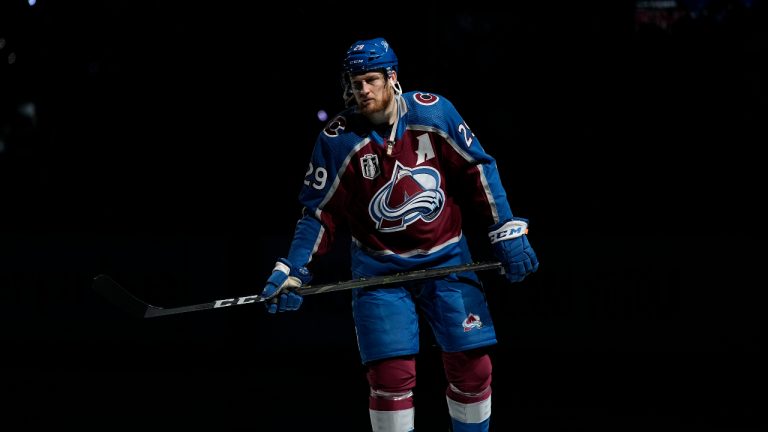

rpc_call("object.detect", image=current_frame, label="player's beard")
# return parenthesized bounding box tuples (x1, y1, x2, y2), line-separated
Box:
(358, 86, 393, 116)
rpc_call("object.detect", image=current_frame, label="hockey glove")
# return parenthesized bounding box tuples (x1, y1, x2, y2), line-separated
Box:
(489, 217, 539, 283)
(261, 258, 312, 314)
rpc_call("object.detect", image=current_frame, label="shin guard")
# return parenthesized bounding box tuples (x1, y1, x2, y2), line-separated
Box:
(442, 350, 492, 432)
(366, 357, 416, 432)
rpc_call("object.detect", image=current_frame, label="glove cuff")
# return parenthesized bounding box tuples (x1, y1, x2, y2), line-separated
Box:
(273, 259, 291, 276)
(488, 217, 529, 244)
(273, 257, 312, 285)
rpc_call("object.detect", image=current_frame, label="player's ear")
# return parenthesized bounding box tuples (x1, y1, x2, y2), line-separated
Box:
(389, 71, 398, 85)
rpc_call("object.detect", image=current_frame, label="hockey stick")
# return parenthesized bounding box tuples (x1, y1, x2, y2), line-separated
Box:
(92, 261, 503, 319)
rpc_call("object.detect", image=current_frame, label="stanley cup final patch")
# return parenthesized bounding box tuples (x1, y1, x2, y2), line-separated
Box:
(360, 154, 380, 179)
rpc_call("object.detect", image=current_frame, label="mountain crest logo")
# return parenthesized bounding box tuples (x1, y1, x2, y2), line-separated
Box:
(462, 313, 483, 332)
(368, 161, 445, 232)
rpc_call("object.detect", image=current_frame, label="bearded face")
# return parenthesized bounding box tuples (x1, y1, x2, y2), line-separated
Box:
(350, 71, 394, 116)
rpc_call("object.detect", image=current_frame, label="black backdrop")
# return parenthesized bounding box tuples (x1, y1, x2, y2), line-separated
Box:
(1, 1, 764, 429)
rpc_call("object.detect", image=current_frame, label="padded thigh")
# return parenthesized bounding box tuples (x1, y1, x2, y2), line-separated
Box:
(416, 274, 497, 353)
(353, 286, 420, 363)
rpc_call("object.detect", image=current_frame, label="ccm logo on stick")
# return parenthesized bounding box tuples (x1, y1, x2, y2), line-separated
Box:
(214, 295, 260, 308)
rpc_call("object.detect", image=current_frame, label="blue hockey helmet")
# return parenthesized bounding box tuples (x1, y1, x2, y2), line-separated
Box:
(342, 37, 398, 77)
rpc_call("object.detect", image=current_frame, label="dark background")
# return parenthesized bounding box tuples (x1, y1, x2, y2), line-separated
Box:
(1, 0, 765, 429)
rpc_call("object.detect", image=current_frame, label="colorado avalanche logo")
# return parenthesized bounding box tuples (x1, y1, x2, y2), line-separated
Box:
(462, 313, 483, 332)
(369, 161, 445, 232)
(323, 115, 347, 137)
(413, 92, 439, 106)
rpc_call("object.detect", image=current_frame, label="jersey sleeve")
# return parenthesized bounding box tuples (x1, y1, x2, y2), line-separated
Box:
(435, 97, 515, 227)
(285, 131, 350, 269)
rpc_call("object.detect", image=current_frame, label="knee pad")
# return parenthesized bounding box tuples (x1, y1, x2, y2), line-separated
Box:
(442, 350, 492, 402)
(366, 356, 416, 410)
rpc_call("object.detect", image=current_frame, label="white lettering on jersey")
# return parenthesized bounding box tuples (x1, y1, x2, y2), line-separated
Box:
(304, 162, 328, 190)
(415, 133, 435, 165)
(458, 121, 474, 147)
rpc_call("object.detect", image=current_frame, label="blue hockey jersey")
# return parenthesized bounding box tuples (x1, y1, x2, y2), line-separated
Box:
(286, 91, 515, 277)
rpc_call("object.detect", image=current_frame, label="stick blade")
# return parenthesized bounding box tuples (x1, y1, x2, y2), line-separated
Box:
(92, 274, 154, 319)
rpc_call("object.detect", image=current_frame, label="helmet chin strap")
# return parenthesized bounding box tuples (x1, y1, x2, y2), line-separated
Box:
(386, 78, 403, 156)
(392, 77, 403, 97)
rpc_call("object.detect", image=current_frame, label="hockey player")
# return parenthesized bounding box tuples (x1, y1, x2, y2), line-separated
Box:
(261, 37, 539, 432)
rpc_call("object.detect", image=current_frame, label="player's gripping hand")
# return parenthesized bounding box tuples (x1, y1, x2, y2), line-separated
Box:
(261, 258, 312, 314)
(488, 217, 539, 283)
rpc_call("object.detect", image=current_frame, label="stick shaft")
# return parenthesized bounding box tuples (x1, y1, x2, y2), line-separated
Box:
(300, 261, 503, 295)
(92, 261, 503, 319)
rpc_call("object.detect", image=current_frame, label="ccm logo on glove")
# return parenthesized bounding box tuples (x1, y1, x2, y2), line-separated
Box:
(488, 219, 528, 244)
